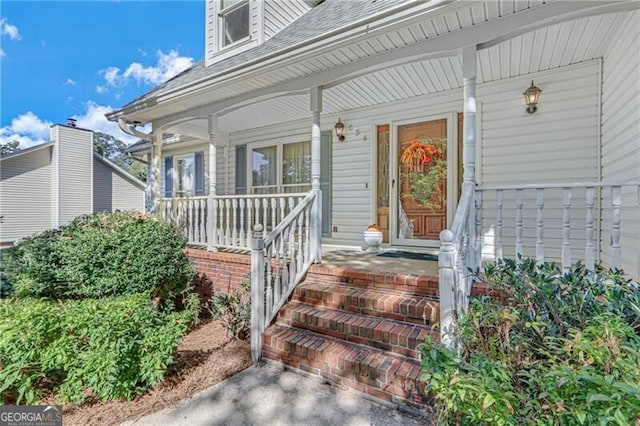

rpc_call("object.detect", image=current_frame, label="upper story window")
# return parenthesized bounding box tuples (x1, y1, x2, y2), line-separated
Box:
(219, 0, 250, 48)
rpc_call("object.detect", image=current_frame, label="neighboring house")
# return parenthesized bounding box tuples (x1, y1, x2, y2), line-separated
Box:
(0, 123, 145, 245)
(107, 0, 639, 404)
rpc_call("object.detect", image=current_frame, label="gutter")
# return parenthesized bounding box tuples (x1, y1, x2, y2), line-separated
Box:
(117, 118, 154, 141)
(109, 0, 454, 120)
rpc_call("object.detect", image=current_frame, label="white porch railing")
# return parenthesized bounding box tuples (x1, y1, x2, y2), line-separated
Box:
(439, 180, 640, 348)
(250, 190, 320, 362)
(157, 193, 308, 250)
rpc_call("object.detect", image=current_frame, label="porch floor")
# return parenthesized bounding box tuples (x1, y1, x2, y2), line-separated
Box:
(320, 245, 439, 276)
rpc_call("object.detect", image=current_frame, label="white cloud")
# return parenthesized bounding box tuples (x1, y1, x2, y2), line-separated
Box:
(1, 17, 21, 40)
(1, 104, 149, 150)
(0, 111, 52, 149)
(95, 85, 107, 94)
(72, 101, 146, 145)
(100, 49, 194, 88)
(65, 78, 76, 86)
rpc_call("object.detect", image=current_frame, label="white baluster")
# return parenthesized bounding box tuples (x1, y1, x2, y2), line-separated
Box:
(562, 188, 572, 272)
(212, 199, 219, 246)
(584, 187, 596, 270)
(610, 186, 622, 269)
(279, 197, 286, 224)
(496, 190, 503, 261)
(536, 188, 544, 265)
(246, 199, 253, 248)
(474, 189, 483, 272)
(239, 199, 246, 249)
(232, 198, 238, 247)
(515, 190, 523, 259)
(302, 204, 309, 271)
(262, 198, 268, 239)
(274, 232, 282, 304)
(189, 200, 195, 243)
(265, 243, 273, 319)
(270, 198, 277, 235)
(288, 224, 297, 287)
(225, 199, 232, 246)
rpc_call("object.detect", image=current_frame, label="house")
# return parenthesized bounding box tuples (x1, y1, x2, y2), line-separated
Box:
(0, 123, 145, 246)
(108, 0, 640, 407)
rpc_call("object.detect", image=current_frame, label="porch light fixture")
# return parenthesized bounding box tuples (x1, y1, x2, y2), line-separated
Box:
(523, 80, 542, 114)
(334, 118, 346, 142)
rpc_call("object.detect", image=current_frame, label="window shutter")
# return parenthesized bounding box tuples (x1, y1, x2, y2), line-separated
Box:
(164, 156, 173, 198)
(320, 131, 332, 237)
(235, 145, 247, 194)
(195, 152, 204, 196)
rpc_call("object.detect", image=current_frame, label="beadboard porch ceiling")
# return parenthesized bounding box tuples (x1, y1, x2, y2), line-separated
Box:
(168, 10, 633, 137)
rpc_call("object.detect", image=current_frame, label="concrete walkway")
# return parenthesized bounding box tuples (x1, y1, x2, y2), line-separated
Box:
(122, 363, 431, 426)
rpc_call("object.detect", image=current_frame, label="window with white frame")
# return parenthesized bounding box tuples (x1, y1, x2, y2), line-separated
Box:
(219, 0, 250, 48)
(250, 141, 311, 194)
(164, 152, 205, 198)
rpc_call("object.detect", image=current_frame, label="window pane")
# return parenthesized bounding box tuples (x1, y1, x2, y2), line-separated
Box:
(252, 146, 277, 189)
(177, 157, 195, 197)
(282, 141, 311, 186)
(222, 2, 249, 46)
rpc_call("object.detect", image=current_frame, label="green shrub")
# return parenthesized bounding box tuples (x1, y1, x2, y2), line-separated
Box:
(209, 276, 250, 340)
(0, 293, 198, 404)
(420, 260, 640, 425)
(4, 211, 194, 300)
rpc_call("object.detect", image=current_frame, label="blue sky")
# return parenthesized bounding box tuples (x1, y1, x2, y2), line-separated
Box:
(1, 1, 204, 147)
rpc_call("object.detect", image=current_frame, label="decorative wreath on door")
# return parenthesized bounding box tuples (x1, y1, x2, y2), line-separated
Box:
(400, 137, 446, 205)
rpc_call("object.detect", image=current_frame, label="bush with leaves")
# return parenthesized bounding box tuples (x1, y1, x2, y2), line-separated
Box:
(209, 276, 251, 340)
(4, 211, 194, 300)
(0, 293, 200, 404)
(420, 259, 640, 425)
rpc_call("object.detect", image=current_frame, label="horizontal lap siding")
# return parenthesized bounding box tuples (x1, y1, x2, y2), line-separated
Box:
(601, 11, 640, 278)
(264, 0, 311, 39)
(56, 126, 93, 226)
(479, 61, 600, 264)
(93, 158, 145, 213)
(0, 148, 53, 243)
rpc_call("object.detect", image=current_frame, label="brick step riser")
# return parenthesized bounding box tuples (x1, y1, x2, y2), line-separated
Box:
(292, 287, 440, 326)
(276, 306, 436, 359)
(304, 272, 439, 297)
(262, 327, 428, 405)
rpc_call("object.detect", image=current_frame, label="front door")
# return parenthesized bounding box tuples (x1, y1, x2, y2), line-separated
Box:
(392, 117, 452, 246)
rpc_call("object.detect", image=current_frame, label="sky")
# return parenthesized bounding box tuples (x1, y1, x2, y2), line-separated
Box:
(0, 1, 204, 148)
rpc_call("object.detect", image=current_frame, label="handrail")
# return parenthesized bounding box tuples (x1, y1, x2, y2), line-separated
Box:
(450, 183, 475, 241)
(250, 189, 320, 362)
(478, 180, 640, 191)
(208, 192, 308, 200)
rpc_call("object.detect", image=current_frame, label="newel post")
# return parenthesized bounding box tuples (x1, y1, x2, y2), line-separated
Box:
(250, 224, 265, 363)
(439, 229, 456, 349)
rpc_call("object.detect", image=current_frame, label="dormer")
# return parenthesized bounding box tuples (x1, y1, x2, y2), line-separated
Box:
(205, 0, 315, 66)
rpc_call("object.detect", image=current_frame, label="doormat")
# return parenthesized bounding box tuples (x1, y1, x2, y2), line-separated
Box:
(377, 250, 438, 261)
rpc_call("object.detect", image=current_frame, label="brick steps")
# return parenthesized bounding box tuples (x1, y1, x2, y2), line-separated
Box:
(261, 266, 440, 408)
(262, 325, 428, 405)
(292, 280, 440, 326)
(277, 301, 437, 358)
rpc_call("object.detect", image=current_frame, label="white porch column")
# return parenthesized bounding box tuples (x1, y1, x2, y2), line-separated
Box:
(207, 115, 219, 251)
(310, 86, 323, 263)
(462, 46, 477, 184)
(151, 129, 163, 213)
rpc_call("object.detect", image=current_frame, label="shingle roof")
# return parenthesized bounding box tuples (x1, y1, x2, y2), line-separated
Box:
(119, 0, 405, 111)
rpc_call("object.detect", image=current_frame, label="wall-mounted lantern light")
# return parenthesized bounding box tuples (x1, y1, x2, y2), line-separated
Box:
(334, 118, 346, 142)
(523, 80, 542, 114)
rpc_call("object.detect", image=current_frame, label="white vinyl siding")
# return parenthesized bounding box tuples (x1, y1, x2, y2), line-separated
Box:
(0, 146, 53, 243)
(54, 125, 93, 226)
(479, 61, 600, 262)
(92, 156, 145, 213)
(263, 0, 311, 39)
(600, 10, 640, 277)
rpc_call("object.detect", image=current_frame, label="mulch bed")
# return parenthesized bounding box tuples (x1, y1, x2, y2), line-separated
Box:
(57, 320, 252, 426)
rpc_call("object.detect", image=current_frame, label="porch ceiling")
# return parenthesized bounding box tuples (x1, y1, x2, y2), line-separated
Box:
(213, 11, 629, 134)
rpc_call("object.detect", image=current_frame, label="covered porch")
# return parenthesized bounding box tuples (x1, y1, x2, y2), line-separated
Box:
(114, 1, 639, 353)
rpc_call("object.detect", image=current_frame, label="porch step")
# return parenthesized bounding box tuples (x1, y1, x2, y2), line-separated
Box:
(277, 301, 438, 358)
(262, 325, 428, 405)
(292, 280, 440, 326)
(306, 264, 440, 297)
